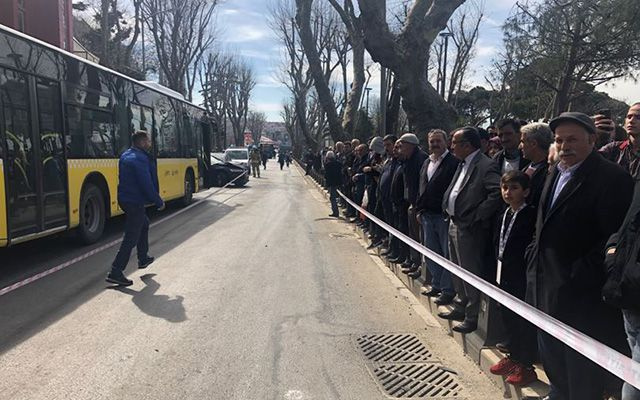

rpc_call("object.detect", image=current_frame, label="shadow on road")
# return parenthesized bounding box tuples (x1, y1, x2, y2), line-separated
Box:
(111, 274, 186, 323)
(0, 196, 238, 355)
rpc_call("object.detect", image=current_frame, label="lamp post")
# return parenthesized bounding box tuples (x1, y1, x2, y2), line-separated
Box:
(439, 31, 454, 99)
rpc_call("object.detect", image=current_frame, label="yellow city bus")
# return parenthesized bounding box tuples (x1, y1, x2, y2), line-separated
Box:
(0, 24, 213, 247)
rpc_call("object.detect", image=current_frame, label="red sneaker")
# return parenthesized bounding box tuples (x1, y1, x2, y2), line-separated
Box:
(490, 357, 517, 376)
(506, 364, 537, 386)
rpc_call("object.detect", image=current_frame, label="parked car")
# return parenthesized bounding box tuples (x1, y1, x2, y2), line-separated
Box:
(223, 147, 250, 170)
(209, 154, 249, 187)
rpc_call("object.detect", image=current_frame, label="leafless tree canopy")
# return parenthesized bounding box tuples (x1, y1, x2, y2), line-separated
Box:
(142, 0, 217, 99)
(247, 111, 267, 144)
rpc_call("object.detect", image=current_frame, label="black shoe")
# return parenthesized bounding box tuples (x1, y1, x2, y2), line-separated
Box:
(434, 293, 455, 306)
(496, 341, 511, 354)
(380, 249, 392, 256)
(437, 310, 465, 321)
(452, 320, 477, 334)
(329, 213, 339, 218)
(453, 298, 465, 307)
(421, 288, 441, 297)
(388, 257, 405, 264)
(408, 269, 421, 279)
(106, 273, 133, 286)
(138, 256, 155, 269)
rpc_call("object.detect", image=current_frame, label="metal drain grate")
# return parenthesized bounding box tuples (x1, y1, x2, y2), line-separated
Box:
(373, 363, 461, 398)
(356, 334, 433, 362)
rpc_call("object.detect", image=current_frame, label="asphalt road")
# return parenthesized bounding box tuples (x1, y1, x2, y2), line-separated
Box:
(0, 162, 502, 399)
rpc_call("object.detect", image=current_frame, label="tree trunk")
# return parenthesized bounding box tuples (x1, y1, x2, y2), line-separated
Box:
(356, 0, 463, 140)
(295, 0, 345, 143)
(386, 77, 402, 135)
(342, 38, 366, 137)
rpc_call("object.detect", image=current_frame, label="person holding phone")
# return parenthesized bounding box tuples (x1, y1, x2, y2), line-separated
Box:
(599, 102, 640, 178)
(594, 108, 616, 148)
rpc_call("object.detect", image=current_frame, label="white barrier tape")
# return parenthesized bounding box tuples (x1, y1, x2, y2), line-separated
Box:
(337, 189, 640, 390)
(0, 170, 249, 297)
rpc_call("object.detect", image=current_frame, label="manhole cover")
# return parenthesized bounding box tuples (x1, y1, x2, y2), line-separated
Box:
(356, 334, 433, 362)
(373, 363, 462, 398)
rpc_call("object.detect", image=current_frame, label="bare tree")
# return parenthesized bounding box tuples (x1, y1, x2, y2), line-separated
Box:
(271, 0, 347, 150)
(295, 0, 346, 143)
(247, 111, 267, 144)
(327, 0, 366, 136)
(226, 60, 256, 147)
(142, 0, 217, 99)
(200, 51, 234, 150)
(356, 0, 465, 137)
(445, 0, 483, 105)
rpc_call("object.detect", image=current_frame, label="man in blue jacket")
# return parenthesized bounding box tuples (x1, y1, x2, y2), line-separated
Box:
(106, 131, 165, 286)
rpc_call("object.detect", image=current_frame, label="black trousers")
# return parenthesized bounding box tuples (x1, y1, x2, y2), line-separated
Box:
(500, 305, 537, 366)
(538, 330, 620, 400)
(111, 203, 149, 273)
(392, 202, 409, 261)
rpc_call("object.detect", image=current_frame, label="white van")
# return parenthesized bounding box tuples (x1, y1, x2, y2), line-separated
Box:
(223, 148, 250, 170)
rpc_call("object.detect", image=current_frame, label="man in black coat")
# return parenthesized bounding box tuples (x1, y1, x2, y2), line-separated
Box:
(398, 133, 429, 274)
(415, 129, 459, 299)
(389, 140, 409, 264)
(526, 112, 633, 400)
(494, 118, 530, 174)
(519, 122, 553, 209)
(323, 151, 343, 218)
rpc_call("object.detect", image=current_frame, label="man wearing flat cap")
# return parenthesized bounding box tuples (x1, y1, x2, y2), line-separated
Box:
(526, 112, 633, 400)
(398, 133, 428, 276)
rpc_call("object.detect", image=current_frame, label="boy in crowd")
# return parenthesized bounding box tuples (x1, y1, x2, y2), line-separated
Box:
(490, 170, 538, 386)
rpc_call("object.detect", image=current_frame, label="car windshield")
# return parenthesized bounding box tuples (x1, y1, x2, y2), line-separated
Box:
(211, 154, 224, 164)
(226, 150, 248, 160)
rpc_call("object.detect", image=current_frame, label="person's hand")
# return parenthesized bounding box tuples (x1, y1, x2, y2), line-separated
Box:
(416, 212, 422, 225)
(363, 166, 372, 173)
(157, 201, 166, 211)
(594, 114, 615, 137)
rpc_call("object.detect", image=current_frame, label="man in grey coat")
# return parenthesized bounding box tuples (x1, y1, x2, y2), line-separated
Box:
(440, 126, 502, 333)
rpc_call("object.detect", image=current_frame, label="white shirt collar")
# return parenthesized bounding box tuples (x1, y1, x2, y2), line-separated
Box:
(430, 149, 448, 162)
(464, 149, 481, 165)
(557, 160, 584, 174)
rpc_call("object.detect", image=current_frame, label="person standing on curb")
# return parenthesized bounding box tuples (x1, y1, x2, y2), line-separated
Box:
(324, 151, 343, 218)
(106, 131, 164, 287)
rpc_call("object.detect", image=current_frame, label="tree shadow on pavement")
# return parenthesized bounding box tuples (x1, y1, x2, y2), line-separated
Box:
(111, 274, 186, 323)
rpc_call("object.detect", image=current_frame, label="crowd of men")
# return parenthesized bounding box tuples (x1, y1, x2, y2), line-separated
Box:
(319, 103, 640, 400)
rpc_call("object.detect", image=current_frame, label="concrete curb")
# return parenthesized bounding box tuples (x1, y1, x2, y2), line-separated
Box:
(298, 165, 550, 400)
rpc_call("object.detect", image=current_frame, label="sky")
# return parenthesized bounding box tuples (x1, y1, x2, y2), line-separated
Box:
(214, 0, 640, 122)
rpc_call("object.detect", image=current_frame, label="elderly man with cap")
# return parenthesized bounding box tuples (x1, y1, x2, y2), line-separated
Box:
(440, 126, 502, 333)
(526, 112, 633, 400)
(363, 137, 386, 240)
(397, 133, 429, 276)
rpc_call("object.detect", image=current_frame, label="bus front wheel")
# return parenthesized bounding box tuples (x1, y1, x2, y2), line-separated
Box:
(78, 184, 106, 244)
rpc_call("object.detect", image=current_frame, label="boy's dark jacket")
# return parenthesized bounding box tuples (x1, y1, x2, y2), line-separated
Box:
(495, 204, 536, 297)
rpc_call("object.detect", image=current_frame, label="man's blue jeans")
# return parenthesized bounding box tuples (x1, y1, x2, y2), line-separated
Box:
(420, 213, 454, 295)
(111, 203, 149, 275)
(623, 309, 640, 399)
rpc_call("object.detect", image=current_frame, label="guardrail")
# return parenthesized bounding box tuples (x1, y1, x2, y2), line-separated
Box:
(301, 165, 640, 392)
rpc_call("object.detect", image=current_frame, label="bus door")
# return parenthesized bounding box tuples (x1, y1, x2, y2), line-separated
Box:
(0, 68, 67, 241)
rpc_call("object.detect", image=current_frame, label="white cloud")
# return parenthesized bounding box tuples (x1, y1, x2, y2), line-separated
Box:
(226, 25, 269, 43)
(250, 102, 284, 113)
(603, 78, 640, 104)
(477, 45, 498, 57)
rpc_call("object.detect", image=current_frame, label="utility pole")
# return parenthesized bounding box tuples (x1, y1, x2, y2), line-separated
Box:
(365, 87, 372, 114)
(439, 31, 453, 100)
(379, 67, 387, 137)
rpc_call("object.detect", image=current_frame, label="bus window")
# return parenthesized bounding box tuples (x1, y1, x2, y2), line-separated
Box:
(66, 105, 116, 158)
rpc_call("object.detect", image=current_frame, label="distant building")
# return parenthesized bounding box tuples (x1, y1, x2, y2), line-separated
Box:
(0, 0, 74, 52)
(263, 122, 290, 146)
